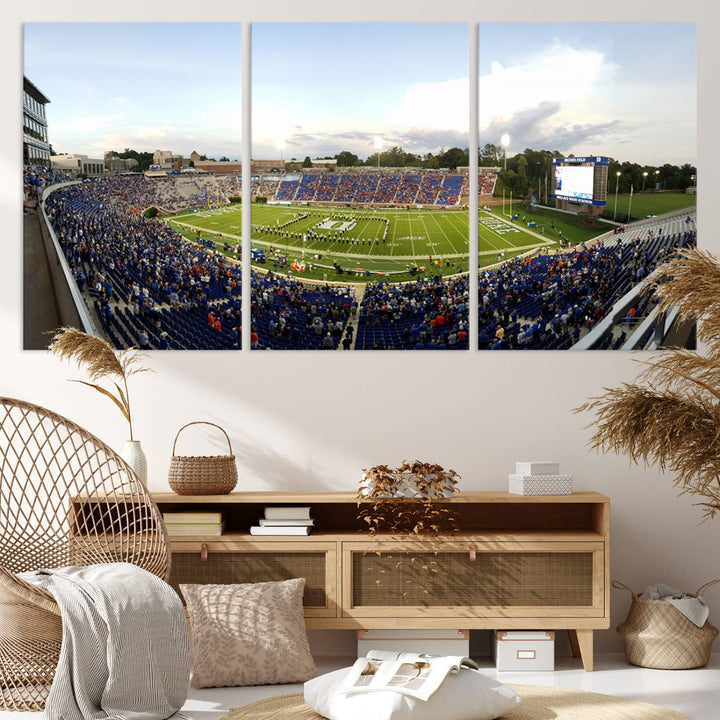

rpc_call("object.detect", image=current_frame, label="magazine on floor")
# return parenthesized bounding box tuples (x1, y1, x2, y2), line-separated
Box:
(338, 649, 478, 701)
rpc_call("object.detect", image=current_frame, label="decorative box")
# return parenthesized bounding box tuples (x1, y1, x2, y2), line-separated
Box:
(493, 631, 555, 672)
(515, 461, 561, 476)
(357, 629, 469, 658)
(508, 474, 573, 495)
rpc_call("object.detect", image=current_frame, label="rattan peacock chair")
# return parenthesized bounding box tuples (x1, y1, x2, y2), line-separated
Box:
(0, 397, 171, 711)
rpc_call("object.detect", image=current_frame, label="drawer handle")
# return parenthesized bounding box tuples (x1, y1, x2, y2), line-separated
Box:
(469, 545, 476, 562)
(201, 543, 208, 562)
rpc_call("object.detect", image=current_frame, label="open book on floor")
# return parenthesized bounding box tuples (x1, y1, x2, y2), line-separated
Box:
(337, 649, 478, 702)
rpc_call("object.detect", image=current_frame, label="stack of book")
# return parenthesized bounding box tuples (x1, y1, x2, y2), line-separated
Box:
(508, 461, 572, 496)
(163, 511, 225, 536)
(250, 506, 313, 535)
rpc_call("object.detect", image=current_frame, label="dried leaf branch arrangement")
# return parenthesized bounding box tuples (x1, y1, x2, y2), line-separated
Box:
(578, 247, 720, 520)
(49, 327, 151, 441)
(357, 461, 460, 605)
(358, 461, 460, 537)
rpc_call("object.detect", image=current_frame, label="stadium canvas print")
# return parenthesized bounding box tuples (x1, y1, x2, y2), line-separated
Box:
(23, 23, 243, 350)
(250, 23, 470, 350)
(476, 22, 697, 351)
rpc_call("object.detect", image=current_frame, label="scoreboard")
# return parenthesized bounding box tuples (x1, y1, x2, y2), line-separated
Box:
(551, 156, 609, 207)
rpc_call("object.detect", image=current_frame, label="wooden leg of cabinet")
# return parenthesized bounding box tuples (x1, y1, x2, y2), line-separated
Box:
(568, 629, 594, 671)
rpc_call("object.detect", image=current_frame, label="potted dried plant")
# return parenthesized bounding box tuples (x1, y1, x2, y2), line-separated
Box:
(357, 461, 460, 605)
(49, 327, 152, 485)
(578, 247, 720, 520)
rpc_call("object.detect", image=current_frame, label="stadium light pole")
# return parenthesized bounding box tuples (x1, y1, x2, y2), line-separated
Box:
(654, 169, 660, 191)
(613, 172, 621, 221)
(374, 136, 383, 169)
(276, 139, 286, 171)
(500, 134, 510, 171)
(642, 171, 648, 193)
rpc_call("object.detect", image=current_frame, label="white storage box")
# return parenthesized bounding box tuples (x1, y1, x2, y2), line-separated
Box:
(508, 474, 572, 495)
(515, 461, 561, 476)
(493, 631, 555, 671)
(357, 629, 469, 658)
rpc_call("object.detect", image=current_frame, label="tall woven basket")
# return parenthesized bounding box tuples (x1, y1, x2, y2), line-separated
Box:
(614, 579, 720, 669)
(168, 422, 238, 495)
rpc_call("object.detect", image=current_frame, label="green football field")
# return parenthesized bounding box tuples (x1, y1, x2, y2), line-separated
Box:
(604, 191, 696, 221)
(167, 204, 558, 283)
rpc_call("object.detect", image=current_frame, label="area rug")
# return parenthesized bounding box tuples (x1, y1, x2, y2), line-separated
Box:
(221, 684, 691, 720)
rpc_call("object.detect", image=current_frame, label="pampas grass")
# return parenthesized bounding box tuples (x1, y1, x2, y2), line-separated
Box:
(578, 247, 720, 521)
(49, 327, 151, 441)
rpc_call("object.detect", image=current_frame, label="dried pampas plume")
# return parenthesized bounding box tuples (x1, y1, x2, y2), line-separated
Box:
(49, 327, 151, 441)
(577, 247, 720, 521)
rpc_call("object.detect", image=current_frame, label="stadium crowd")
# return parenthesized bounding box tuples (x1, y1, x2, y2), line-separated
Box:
(251, 274, 356, 350)
(356, 275, 469, 350)
(259, 169, 470, 206)
(43, 177, 243, 350)
(32, 169, 692, 353)
(477, 219, 696, 350)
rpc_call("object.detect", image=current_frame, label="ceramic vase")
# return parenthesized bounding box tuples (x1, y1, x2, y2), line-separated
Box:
(121, 440, 147, 486)
(359, 471, 456, 498)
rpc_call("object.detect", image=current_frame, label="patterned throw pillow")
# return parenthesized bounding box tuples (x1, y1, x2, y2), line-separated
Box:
(180, 578, 317, 688)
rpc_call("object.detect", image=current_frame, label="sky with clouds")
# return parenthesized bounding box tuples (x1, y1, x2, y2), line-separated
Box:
(23, 23, 242, 160)
(24, 22, 695, 166)
(480, 23, 696, 166)
(251, 23, 469, 161)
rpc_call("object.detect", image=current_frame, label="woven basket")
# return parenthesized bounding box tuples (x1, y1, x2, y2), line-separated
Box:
(168, 422, 238, 495)
(614, 579, 720, 669)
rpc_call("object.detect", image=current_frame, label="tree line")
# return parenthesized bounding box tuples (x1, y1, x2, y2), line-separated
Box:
(491, 146, 696, 197)
(101, 145, 696, 193)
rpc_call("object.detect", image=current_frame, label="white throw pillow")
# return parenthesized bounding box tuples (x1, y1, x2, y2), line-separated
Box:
(304, 666, 521, 720)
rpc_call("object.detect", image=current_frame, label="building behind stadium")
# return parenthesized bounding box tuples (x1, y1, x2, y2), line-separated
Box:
(23, 76, 51, 166)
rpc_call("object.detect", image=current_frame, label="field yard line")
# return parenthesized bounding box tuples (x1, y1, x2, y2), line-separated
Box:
(486, 209, 556, 247)
(426, 212, 461, 255)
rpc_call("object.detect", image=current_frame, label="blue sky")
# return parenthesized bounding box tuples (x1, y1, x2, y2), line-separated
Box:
(23, 23, 242, 159)
(480, 22, 696, 166)
(252, 23, 469, 160)
(23, 22, 695, 166)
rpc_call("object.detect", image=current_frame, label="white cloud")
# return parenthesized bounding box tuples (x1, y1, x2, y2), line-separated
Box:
(480, 42, 617, 134)
(387, 77, 469, 133)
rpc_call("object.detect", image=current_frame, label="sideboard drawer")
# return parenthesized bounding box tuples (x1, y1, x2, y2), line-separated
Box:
(168, 540, 338, 617)
(342, 540, 604, 619)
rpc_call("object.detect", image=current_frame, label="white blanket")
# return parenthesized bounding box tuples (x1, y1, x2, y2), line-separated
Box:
(20, 562, 189, 720)
(642, 583, 710, 628)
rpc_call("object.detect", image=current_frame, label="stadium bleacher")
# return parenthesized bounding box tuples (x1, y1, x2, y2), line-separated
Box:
(477, 212, 697, 350)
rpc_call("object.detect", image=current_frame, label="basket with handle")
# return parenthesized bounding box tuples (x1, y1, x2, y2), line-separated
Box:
(613, 579, 720, 669)
(168, 422, 238, 495)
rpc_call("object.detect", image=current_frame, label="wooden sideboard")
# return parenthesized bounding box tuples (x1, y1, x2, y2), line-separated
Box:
(147, 490, 609, 671)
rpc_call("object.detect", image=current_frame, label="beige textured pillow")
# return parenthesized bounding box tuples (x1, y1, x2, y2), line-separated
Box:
(180, 578, 317, 688)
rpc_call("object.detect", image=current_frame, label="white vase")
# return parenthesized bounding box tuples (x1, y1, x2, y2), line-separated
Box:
(359, 471, 456, 498)
(121, 440, 147, 487)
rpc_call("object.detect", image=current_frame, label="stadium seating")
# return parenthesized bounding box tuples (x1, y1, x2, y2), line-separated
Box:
(356, 275, 469, 350)
(477, 213, 697, 350)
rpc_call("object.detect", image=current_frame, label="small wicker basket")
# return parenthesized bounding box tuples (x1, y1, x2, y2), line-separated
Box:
(614, 579, 720, 669)
(168, 421, 238, 495)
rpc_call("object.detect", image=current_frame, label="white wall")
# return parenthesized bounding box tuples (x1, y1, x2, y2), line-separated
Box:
(6, 0, 720, 655)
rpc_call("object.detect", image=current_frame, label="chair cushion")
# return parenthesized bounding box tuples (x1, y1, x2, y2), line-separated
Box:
(180, 578, 316, 688)
(304, 665, 521, 720)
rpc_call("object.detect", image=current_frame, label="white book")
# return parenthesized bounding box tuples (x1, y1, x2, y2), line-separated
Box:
(515, 461, 560, 476)
(264, 506, 312, 520)
(258, 518, 314, 527)
(250, 525, 312, 536)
